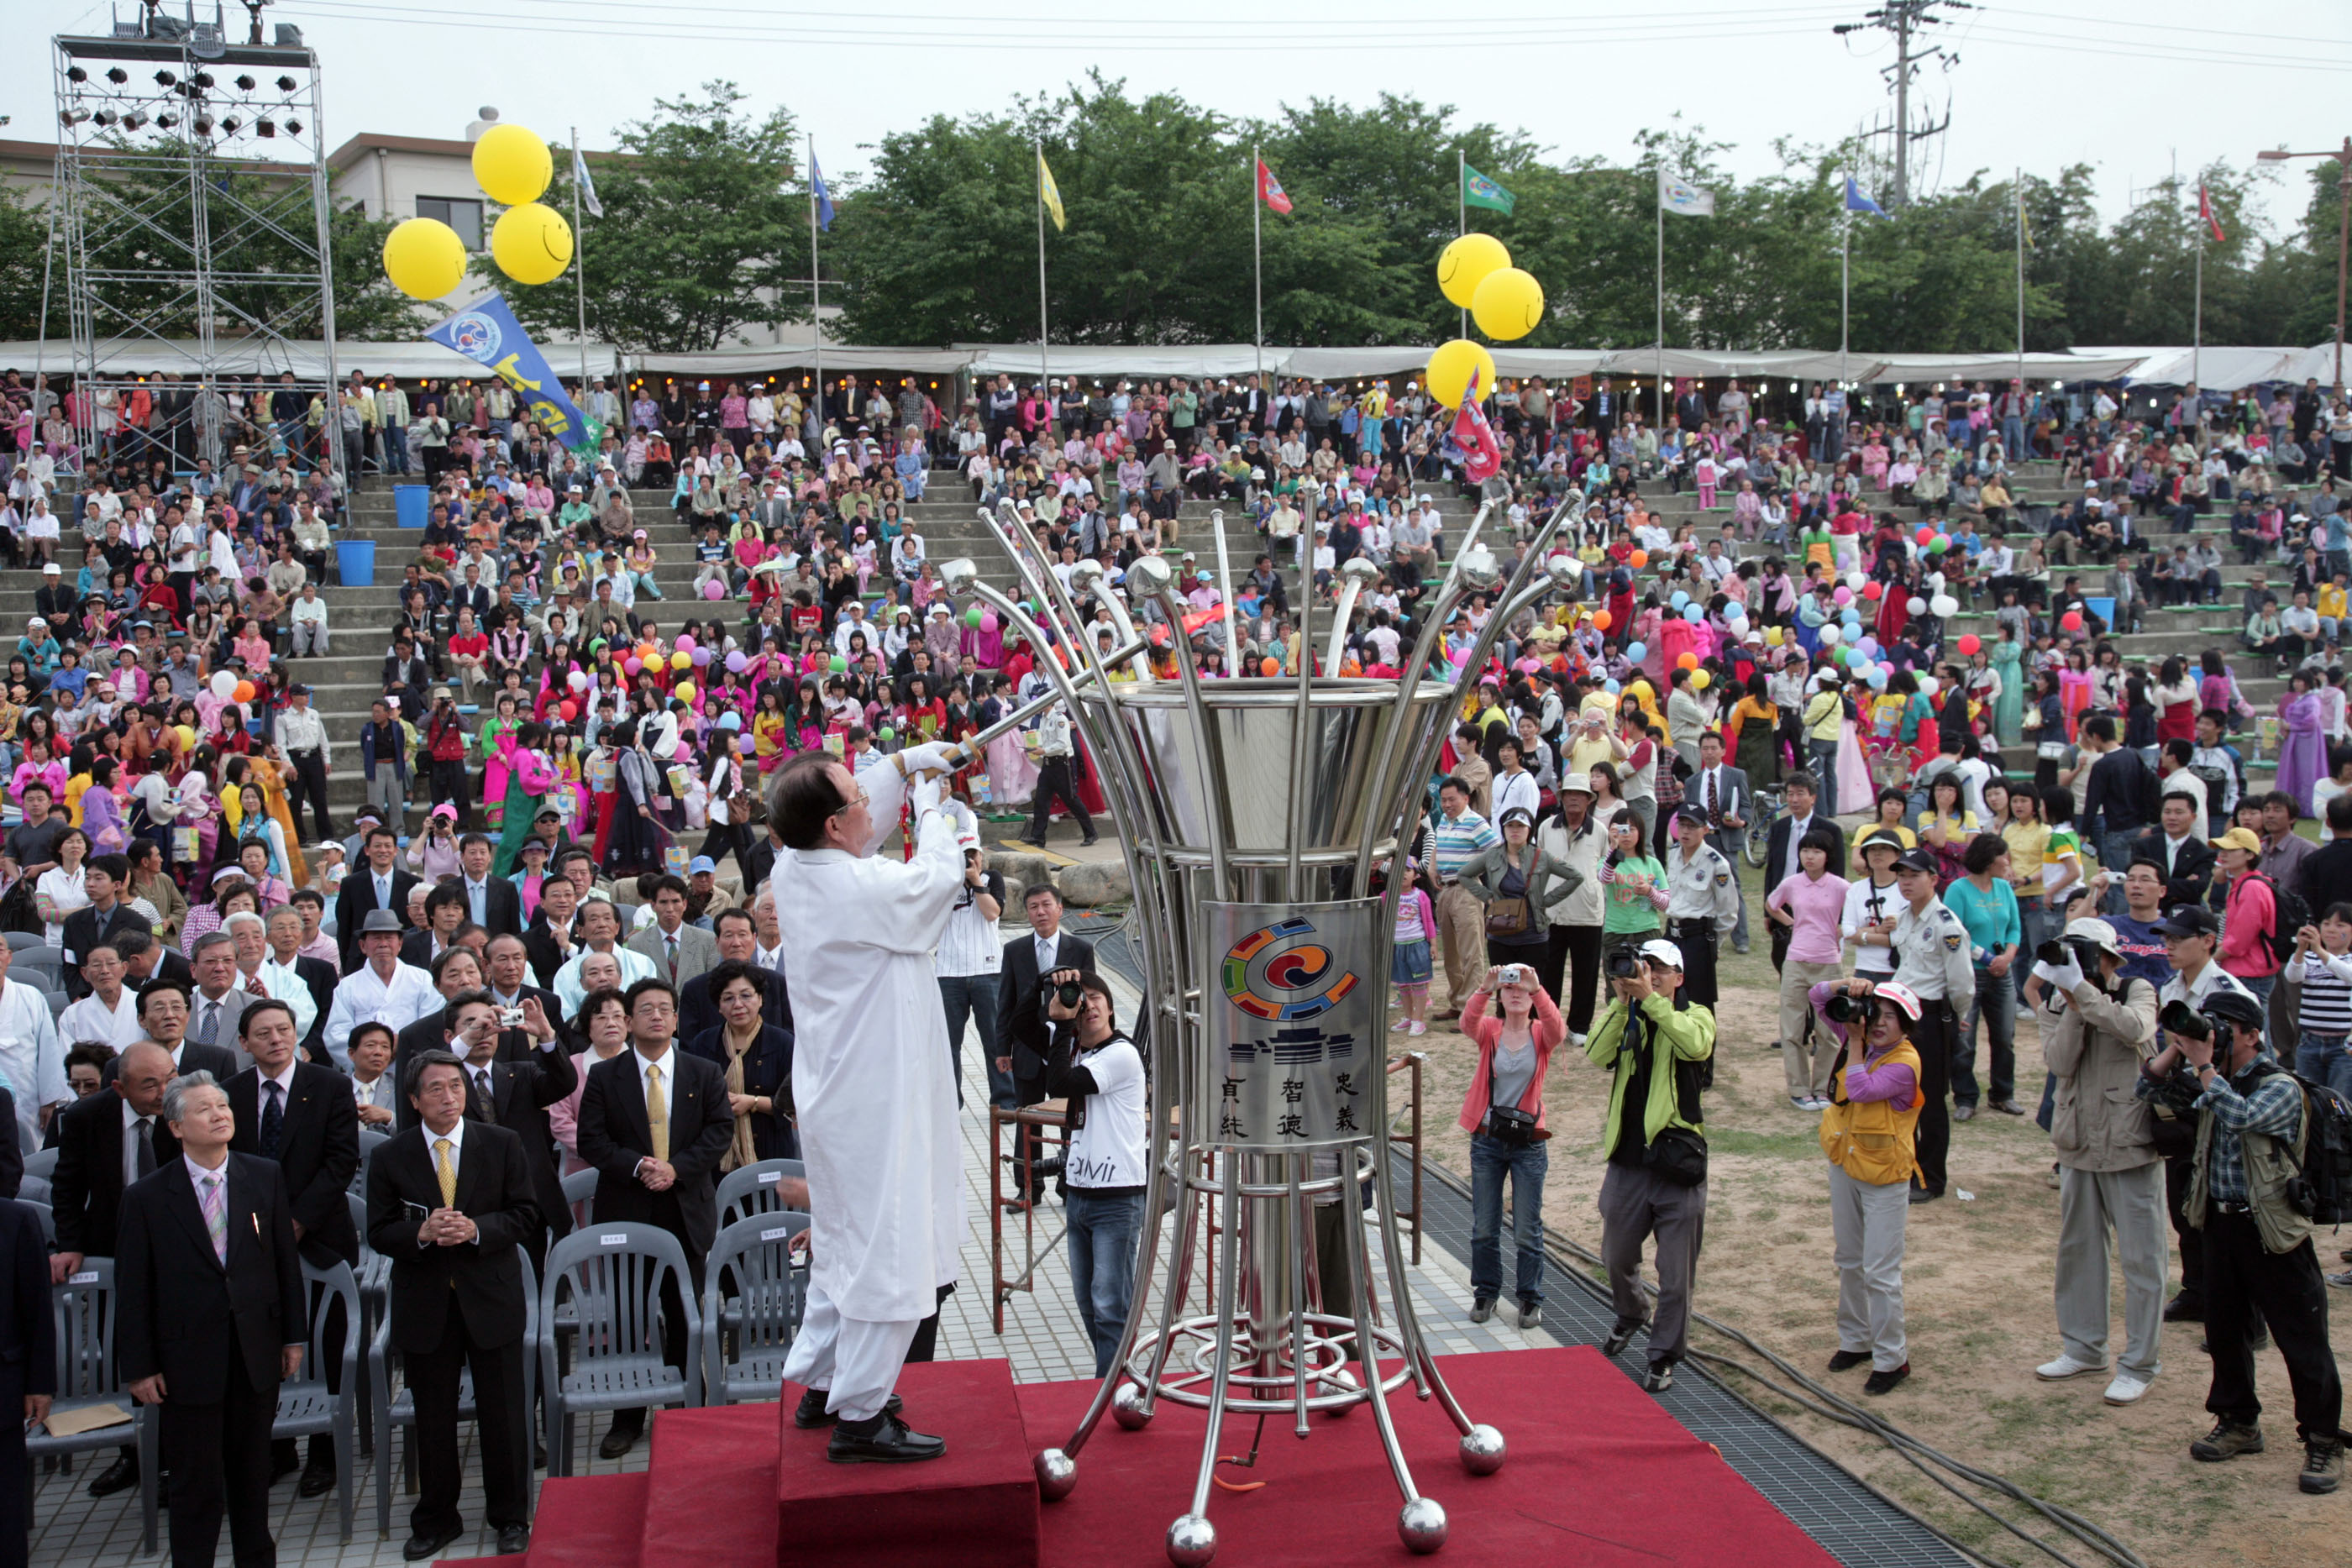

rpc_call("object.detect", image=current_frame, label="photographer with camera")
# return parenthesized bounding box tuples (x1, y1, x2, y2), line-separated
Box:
(1880, 847, 1977, 1204)
(1456, 962, 1565, 1328)
(1038, 969, 1148, 1378)
(1586, 939, 1715, 1392)
(1808, 974, 1928, 1395)
(2153, 905, 2258, 1328)
(2025, 919, 2166, 1406)
(2135, 988, 2345, 1493)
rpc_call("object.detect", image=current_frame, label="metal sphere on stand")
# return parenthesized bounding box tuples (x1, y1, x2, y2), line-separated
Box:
(1398, 1496, 1450, 1554)
(1458, 1423, 1507, 1475)
(1166, 1513, 1219, 1567)
(1033, 1447, 1078, 1502)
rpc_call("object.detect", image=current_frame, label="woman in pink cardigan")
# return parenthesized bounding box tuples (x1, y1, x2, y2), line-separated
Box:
(1455, 965, 1566, 1327)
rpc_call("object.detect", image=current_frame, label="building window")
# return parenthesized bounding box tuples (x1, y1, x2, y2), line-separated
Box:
(417, 196, 485, 251)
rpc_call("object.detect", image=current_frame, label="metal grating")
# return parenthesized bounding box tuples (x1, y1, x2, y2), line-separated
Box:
(1084, 915, 1964, 1568)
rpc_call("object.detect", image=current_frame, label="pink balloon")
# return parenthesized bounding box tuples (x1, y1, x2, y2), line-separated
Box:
(675, 635, 696, 654)
(980, 610, 999, 633)
(624, 656, 643, 675)
(701, 581, 725, 600)
(1832, 586, 1853, 606)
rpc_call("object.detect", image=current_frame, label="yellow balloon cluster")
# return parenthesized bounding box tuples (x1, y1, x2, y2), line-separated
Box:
(1425, 231, 1546, 407)
(492, 202, 574, 286)
(382, 217, 468, 302)
(473, 124, 555, 207)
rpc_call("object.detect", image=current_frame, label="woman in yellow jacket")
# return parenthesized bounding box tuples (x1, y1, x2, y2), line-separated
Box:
(1809, 973, 1927, 1395)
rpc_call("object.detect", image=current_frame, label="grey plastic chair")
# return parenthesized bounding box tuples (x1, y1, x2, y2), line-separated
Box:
(713, 1156, 804, 1232)
(370, 1246, 538, 1539)
(3, 931, 45, 952)
(30, 1258, 159, 1553)
(273, 1260, 361, 1543)
(13, 949, 61, 986)
(22, 1147, 58, 1183)
(351, 1129, 389, 1195)
(538, 1220, 699, 1476)
(700, 1211, 809, 1408)
(347, 1192, 389, 1455)
(43, 989, 66, 1020)
(21, 1198, 53, 1241)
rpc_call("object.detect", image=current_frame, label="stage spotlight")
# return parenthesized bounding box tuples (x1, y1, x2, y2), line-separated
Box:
(155, 70, 176, 87)
(234, 74, 255, 91)
(283, 118, 302, 135)
(106, 67, 129, 84)
(255, 118, 276, 138)
(66, 66, 88, 83)
(59, 108, 89, 126)
(122, 113, 146, 131)
(192, 113, 214, 136)
(155, 113, 178, 128)
(93, 110, 118, 128)
(220, 115, 242, 135)
(192, 71, 214, 89)
(275, 75, 297, 92)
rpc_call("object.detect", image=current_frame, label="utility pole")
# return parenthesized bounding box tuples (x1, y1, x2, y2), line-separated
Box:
(1832, 0, 1967, 209)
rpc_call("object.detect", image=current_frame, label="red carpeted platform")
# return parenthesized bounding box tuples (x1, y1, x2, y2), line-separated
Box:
(488, 1348, 1834, 1568)
(1017, 1347, 1839, 1568)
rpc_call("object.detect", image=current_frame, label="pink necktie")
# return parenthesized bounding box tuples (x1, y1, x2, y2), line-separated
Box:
(198, 1171, 228, 1264)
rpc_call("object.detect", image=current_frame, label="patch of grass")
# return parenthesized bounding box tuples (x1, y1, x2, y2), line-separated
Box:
(1704, 1127, 1823, 1159)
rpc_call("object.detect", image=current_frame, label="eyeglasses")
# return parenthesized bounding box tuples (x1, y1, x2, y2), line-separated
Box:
(831, 788, 871, 816)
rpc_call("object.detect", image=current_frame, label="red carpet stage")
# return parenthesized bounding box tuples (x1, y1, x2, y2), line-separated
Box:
(476, 1347, 1837, 1568)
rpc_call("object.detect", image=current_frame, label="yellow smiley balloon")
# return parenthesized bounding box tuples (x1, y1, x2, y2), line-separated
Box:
(491, 202, 573, 286)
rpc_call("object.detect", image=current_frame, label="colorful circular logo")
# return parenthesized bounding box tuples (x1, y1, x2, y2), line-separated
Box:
(448, 312, 502, 363)
(1221, 916, 1359, 1022)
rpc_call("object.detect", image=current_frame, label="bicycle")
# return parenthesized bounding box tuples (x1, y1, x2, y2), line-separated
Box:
(1742, 785, 1784, 870)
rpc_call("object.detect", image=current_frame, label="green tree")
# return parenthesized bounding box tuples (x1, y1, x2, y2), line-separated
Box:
(0, 184, 64, 342)
(497, 81, 803, 354)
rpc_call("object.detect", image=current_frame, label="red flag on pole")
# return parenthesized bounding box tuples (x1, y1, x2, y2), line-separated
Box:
(1450, 365, 1502, 483)
(2199, 183, 2225, 244)
(1257, 158, 1293, 215)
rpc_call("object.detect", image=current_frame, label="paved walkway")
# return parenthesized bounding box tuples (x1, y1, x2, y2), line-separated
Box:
(28, 963, 1514, 1568)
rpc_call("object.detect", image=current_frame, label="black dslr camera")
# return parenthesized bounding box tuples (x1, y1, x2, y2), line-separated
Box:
(1823, 992, 1882, 1026)
(1042, 975, 1085, 1011)
(2157, 999, 2213, 1042)
(1605, 947, 1642, 981)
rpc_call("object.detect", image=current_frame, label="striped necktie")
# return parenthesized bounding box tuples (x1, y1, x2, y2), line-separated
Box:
(197, 1170, 227, 1264)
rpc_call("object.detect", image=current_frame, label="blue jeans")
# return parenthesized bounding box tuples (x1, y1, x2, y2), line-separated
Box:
(1955, 964, 2017, 1105)
(2295, 1030, 2352, 1099)
(2012, 897, 2047, 1004)
(1809, 740, 1840, 813)
(1468, 1132, 1547, 1305)
(2241, 973, 2278, 1056)
(937, 972, 1003, 1109)
(1065, 1188, 1145, 1377)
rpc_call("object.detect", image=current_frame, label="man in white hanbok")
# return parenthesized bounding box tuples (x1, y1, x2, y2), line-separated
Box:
(774, 743, 967, 1462)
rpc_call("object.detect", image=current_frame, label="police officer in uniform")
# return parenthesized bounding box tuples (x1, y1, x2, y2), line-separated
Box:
(1663, 808, 1741, 1009)
(1885, 847, 1975, 1204)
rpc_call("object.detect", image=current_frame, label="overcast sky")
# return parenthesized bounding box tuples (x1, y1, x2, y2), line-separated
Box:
(29, 0, 2352, 239)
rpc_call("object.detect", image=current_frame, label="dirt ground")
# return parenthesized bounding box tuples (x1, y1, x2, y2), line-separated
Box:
(1405, 939, 2349, 1568)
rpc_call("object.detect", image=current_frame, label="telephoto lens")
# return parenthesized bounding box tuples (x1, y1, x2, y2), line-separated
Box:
(1824, 993, 1879, 1025)
(2157, 999, 2211, 1041)
(2034, 938, 2070, 966)
(1055, 979, 1085, 1009)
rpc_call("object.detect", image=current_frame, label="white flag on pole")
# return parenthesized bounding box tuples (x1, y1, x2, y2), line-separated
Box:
(573, 144, 604, 219)
(1658, 170, 1715, 218)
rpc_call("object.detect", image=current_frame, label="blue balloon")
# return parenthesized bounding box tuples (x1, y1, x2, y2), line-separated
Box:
(717, 711, 743, 731)
(1670, 591, 1690, 610)
(1867, 665, 1889, 688)
(1625, 642, 1647, 663)
(1683, 606, 1705, 623)
(1604, 679, 1622, 695)
(1842, 610, 1863, 627)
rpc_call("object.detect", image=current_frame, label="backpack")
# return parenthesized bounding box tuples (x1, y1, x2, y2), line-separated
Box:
(2244, 1061, 2352, 1227)
(2240, 871, 2309, 966)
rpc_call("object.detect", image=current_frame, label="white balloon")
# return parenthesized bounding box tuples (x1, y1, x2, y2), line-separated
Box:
(1819, 624, 1842, 645)
(1930, 595, 1960, 618)
(1918, 675, 1940, 696)
(1845, 571, 1866, 592)
(209, 670, 237, 700)
(1926, 571, 1946, 592)
(1907, 596, 1929, 616)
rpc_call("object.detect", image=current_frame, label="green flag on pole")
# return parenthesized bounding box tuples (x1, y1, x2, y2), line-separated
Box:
(1462, 163, 1515, 215)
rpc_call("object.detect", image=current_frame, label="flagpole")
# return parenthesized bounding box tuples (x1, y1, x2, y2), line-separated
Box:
(1840, 175, 1851, 396)
(2014, 169, 2026, 417)
(571, 128, 588, 391)
(1458, 145, 1468, 340)
(1655, 186, 1665, 432)
(1252, 144, 1264, 392)
(809, 134, 824, 440)
(1036, 136, 1051, 401)
(2192, 186, 2205, 395)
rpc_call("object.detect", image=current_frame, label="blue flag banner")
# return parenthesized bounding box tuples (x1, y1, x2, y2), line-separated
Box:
(426, 291, 598, 452)
(811, 154, 835, 232)
(1844, 176, 1887, 218)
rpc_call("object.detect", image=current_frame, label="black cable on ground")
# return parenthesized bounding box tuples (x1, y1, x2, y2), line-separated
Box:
(1418, 1162, 2146, 1568)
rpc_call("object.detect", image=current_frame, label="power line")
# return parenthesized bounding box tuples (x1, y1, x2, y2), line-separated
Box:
(1830, 0, 1969, 210)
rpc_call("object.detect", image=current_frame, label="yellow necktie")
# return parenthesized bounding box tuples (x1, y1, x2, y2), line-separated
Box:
(434, 1136, 457, 1209)
(646, 1064, 669, 1162)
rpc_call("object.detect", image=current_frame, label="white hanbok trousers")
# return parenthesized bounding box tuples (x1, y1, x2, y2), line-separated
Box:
(780, 1279, 921, 1424)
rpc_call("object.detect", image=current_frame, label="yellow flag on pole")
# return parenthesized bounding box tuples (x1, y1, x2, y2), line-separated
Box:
(1038, 151, 1067, 232)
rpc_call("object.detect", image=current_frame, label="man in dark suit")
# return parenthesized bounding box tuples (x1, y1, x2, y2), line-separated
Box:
(521, 873, 582, 990)
(454, 834, 524, 940)
(59, 853, 153, 1000)
(395, 949, 546, 1077)
(47, 1041, 177, 1497)
(114, 1070, 308, 1568)
(1762, 771, 1843, 970)
(336, 824, 422, 968)
(483, 932, 577, 1054)
(226, 998, 360, 1496)
(115, 929, 193, 994)
(397, 990, 575, 1273)
(101, 979, 239, 1088)
(367, 1047, 540, 1560)
(574, 978, 734, 1458)
(0, 1194, 55, 1568)
(2134, 789, 2218, 910)
(995, 883, 1095, 1207)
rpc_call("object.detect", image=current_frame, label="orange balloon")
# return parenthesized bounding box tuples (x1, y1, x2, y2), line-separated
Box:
(1260, 657, 1282, 676)
(233, 680, 256, 703)
(1676, 653, 1699, 671)
(1629, 550, 1649, 569)
(1341, 658, 1362, 676)
(1591, 610, 1614, 632)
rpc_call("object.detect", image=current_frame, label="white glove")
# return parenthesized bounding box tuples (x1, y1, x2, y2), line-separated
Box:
(896, 741, 961, 779)
(2031, 957, 2084, 994)
(910, 771, 946, 820)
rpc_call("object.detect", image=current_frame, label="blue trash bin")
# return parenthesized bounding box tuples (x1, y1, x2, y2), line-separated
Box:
(336, 538, 375, 588)
(393, 484, 428, 529)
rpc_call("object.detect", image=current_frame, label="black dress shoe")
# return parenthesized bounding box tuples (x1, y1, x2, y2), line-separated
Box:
(298, 1460, 337, 1498)
(403, 1524, 465, 1562)
(1907, 1186, 1942, 1206)
(496, 1523, 532, 1555)
(86, 1455, 139, 1497)
(827, 1413, 946, 1464)
(793, 1387, 904, 1430)
(270, 1451, 302, 1483)
(2163, 1294, 2204, 1324)
(598, 1419, 642, 1460)
(1826, 1350, 1872, 1373)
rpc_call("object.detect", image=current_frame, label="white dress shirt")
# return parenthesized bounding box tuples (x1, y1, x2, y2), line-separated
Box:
(464, 876, 495, 928)
(552, 944, 657, 1018)
(324, 960, 440, 1070)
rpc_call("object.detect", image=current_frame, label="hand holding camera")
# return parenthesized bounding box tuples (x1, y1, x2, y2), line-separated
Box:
(1043, 967, 1087, 1021)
